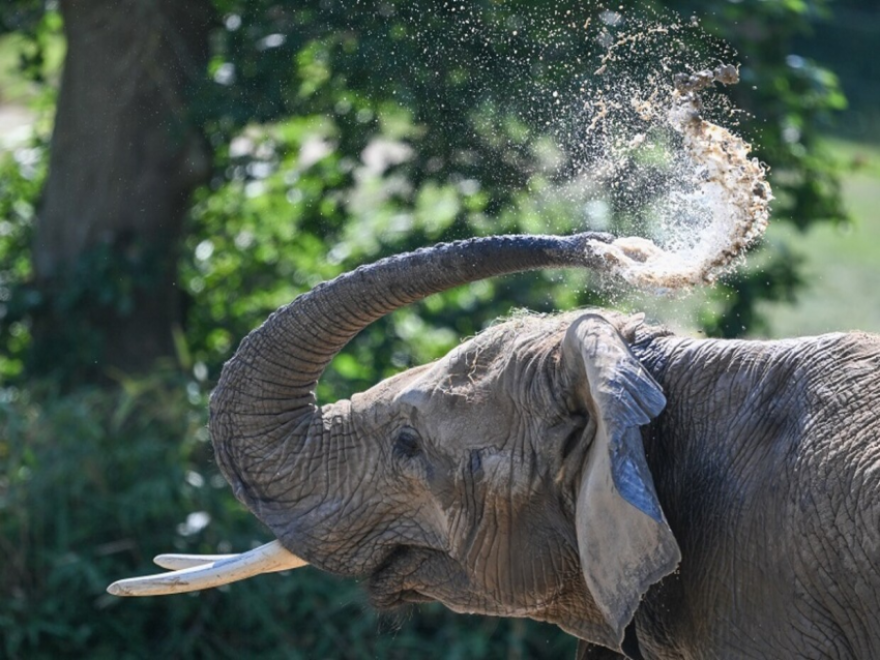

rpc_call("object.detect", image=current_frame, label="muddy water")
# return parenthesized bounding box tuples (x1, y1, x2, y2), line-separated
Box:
(586, 65, 772, 290)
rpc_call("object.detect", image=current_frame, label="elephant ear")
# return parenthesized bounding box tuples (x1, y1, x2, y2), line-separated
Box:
(562, 314, 681, 649)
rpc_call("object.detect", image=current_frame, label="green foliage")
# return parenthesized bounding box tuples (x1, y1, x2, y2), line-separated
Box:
(0, 377, 574, 659)
(793, 2, 880, 142)
(0, 0, 863, 656)
(0, 140, 43, 379)
(705, 0, 848, 230)
(0, 3, 64, 99)
(699, 241, 804, 337)
(0, 0, 855, 381)
(662, 0, 849, 330)
(0, 4, 60, 378)
(181, 108, 601, 392)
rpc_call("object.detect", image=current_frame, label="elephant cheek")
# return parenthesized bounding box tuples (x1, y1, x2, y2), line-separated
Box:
(457, 513, 578, 614)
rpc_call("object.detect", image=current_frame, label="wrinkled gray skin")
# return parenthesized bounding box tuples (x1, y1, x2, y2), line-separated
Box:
(211, 234, 880, 659)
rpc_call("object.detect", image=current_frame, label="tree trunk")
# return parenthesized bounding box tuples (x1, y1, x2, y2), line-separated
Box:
(31, 0, 213, 381)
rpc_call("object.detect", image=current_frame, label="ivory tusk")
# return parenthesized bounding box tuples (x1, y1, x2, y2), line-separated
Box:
(106, 540, 308, 597)
(152, 551, 301, 573)
(153, 553, 239, 570)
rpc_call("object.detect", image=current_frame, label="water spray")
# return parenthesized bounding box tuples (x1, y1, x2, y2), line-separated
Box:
(586, 64, 772, 290)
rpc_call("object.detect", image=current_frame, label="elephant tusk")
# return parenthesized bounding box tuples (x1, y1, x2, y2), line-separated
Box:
(152, 551, 305, 573)
(153, 553, 240, 570)
(106, 540, 309, 597)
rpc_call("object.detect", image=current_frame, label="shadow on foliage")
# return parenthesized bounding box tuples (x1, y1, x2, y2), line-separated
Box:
(0, 374, 574, 659)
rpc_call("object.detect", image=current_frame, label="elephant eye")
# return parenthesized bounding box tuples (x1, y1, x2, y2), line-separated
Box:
(394, 428, 422, 460)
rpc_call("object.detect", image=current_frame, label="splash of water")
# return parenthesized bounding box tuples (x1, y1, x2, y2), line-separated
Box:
(396, 3, 772, 290)
(584, 65, 772, 289)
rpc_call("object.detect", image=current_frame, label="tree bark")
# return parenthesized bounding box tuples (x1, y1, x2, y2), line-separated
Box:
(31, 0, 213, 380)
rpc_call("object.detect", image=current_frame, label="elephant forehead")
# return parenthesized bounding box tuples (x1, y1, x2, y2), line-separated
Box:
(352, 317, 567, 423)
(354, 339, 504, 404)
(350, 362, 433, 410)
(397, 344, 512, 406)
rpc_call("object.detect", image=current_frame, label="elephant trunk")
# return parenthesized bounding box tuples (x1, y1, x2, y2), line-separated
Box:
(210, 232, 611, 546)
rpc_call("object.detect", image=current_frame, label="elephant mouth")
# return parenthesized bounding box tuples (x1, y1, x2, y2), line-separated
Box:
(383, 588, 435, 607)
(368, 583, 435, 610)
(366, 546, 443, 610)
(365, 544, 584, 622)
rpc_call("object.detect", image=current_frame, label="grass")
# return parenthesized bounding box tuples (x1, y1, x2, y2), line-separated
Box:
(624, 136, 880, 340)
(756, 137, 880, 338)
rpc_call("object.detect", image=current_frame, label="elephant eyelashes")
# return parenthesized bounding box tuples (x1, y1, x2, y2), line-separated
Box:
(394, 428, 422, 460)
(561, 418, 587, 462)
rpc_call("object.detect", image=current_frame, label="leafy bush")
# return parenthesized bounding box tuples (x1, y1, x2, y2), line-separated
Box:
(0, 377, 575, 659)
(0, 0, 852, 382)
(180, 110, 603, 393)
(0, 1, 858, 657)
(0, 140, 43, 379)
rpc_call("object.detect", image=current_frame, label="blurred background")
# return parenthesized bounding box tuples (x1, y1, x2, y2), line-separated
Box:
(0, 0, 877, 657)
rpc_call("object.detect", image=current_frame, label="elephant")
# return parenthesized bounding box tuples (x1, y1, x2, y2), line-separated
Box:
(109, 232, 880, 659)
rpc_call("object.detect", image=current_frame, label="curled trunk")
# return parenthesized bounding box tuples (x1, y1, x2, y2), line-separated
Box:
(211, 232, 611, 544)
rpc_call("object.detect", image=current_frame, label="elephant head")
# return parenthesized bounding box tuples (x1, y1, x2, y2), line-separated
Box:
(109, 233, 680, 652)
